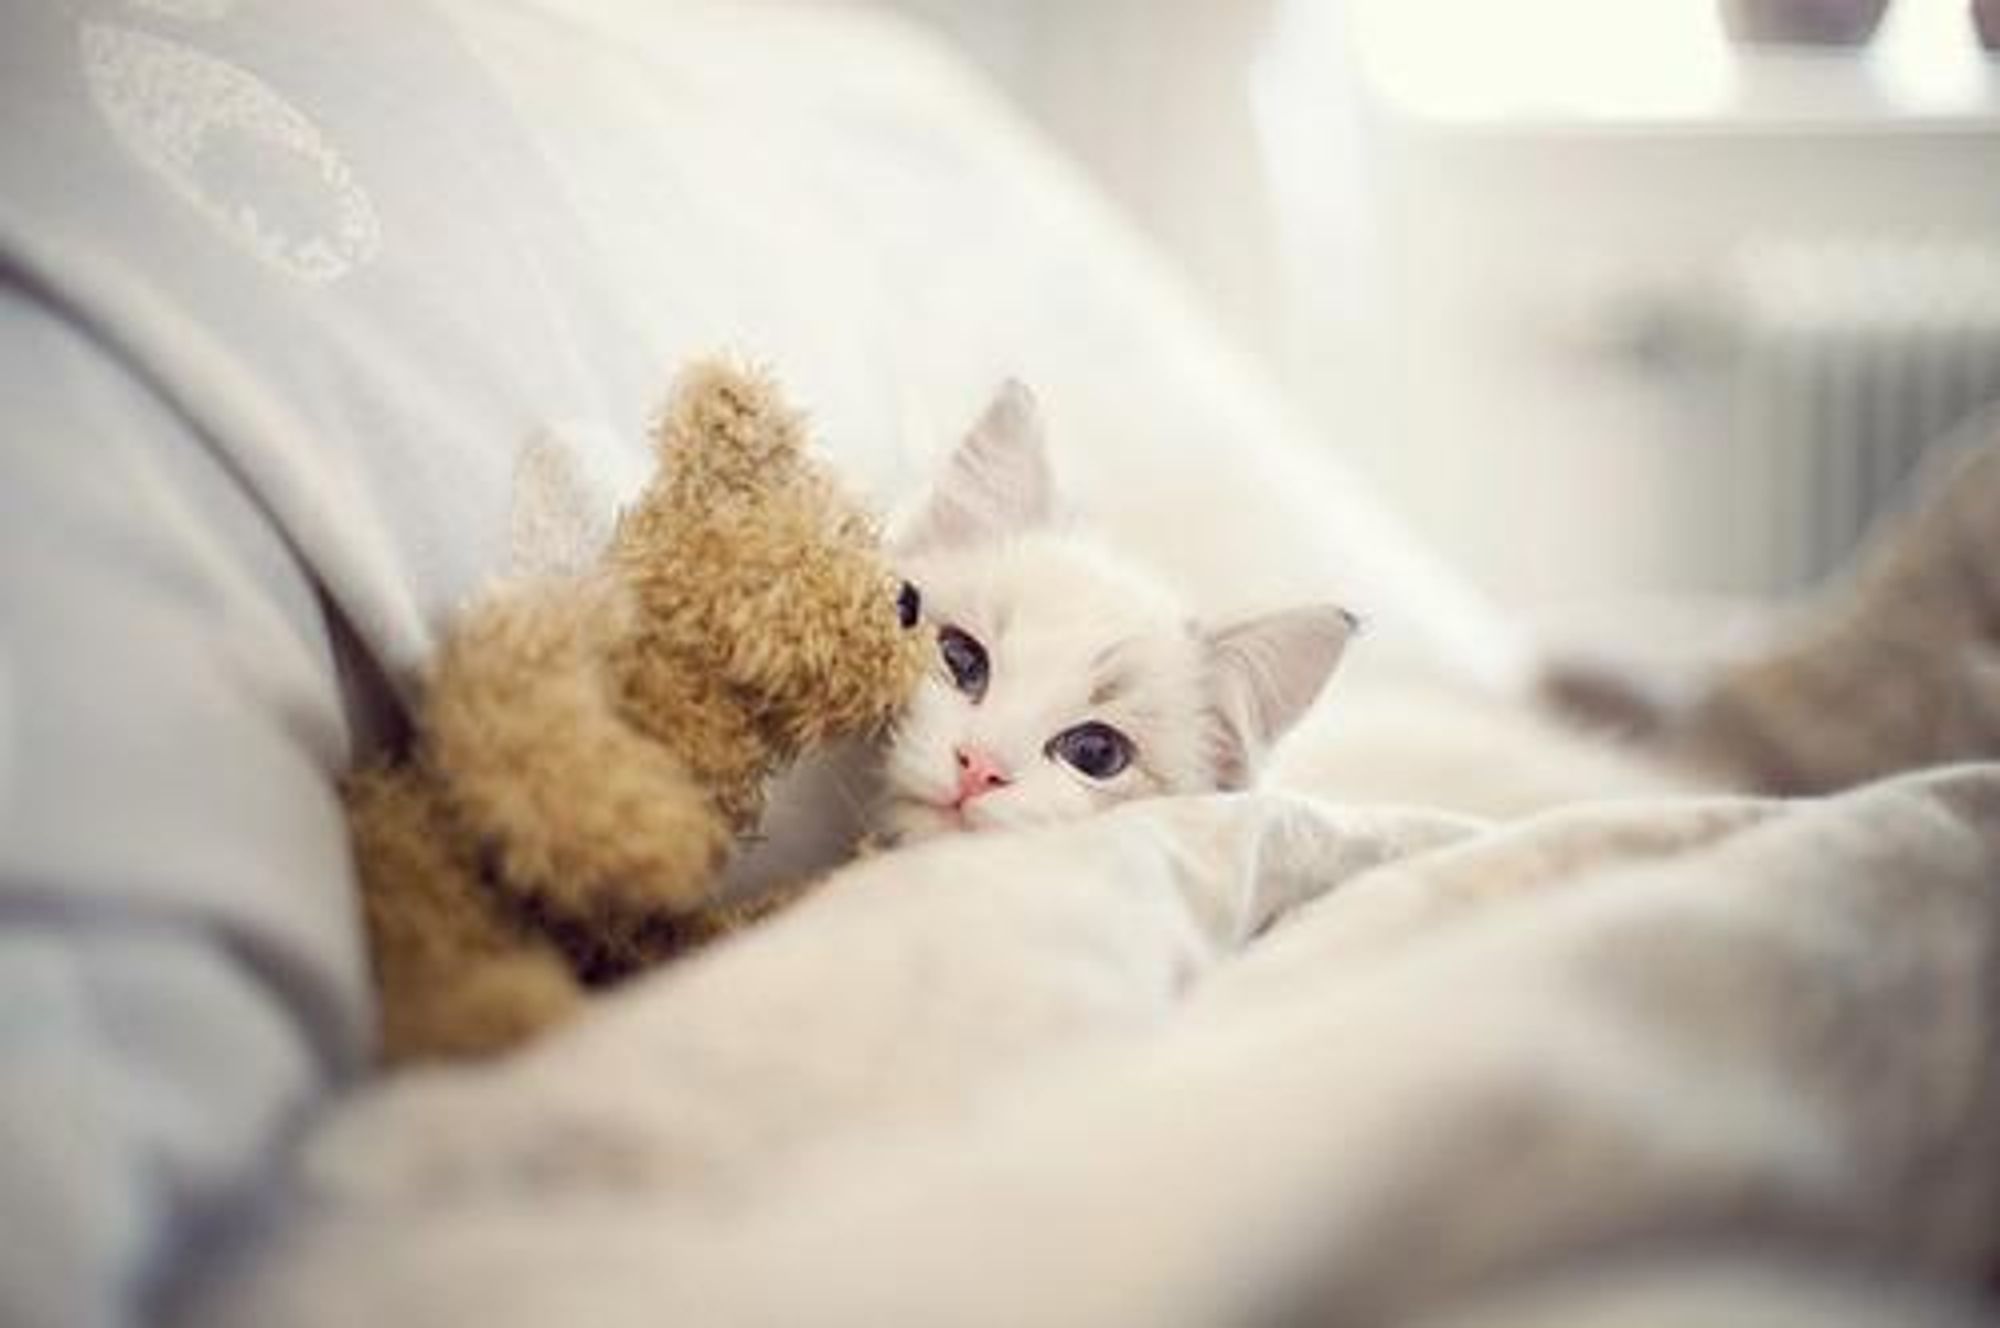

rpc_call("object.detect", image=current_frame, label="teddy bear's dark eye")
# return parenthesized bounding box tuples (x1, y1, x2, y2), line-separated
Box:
(938, 625, 989, 701)
(1046, 721, 1133, 780)
(896, 581, 922, 630)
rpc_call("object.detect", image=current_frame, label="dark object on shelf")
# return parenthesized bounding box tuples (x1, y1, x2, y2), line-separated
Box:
(1719, 0, 1891, 45)
(1975, 0, 2000, 51)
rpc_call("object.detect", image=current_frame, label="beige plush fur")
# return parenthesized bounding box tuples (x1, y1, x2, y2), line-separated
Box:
(348, 362, 929, 1064)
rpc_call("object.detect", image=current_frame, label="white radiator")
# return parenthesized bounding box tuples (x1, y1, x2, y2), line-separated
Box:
(1717, 239, 2000, 591)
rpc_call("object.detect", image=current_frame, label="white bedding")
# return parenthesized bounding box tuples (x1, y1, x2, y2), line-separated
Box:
(187, 764, 2000, 1326)
(7, 3, 1996, 1324)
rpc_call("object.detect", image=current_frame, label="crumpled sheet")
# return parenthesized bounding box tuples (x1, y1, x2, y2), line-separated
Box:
(181, 765, 2000, 1327)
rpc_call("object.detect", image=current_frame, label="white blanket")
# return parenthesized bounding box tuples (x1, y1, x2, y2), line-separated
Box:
(185, 765, 2000, 1327)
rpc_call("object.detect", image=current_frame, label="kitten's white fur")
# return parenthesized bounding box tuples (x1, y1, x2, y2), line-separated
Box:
(723, 381, 1354, 892)
(885, 380, 1353, 842)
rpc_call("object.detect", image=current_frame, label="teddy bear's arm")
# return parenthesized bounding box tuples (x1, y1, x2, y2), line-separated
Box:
(424, 580, 735, 927)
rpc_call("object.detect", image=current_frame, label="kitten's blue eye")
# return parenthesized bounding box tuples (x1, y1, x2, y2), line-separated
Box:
(897, 581, 922, 630)
(1047, 721, 1133, 780)
(938, 625, 989, 700)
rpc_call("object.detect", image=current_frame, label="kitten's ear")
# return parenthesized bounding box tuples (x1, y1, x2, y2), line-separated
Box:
(900, 379, 1055, 551)
(1205, 605, 1358, 790)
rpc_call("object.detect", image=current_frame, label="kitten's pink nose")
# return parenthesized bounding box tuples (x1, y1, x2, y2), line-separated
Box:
(953, 746, 1012, 805)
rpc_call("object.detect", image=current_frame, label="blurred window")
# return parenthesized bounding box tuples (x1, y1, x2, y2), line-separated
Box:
(1349, 0, 1997, 125)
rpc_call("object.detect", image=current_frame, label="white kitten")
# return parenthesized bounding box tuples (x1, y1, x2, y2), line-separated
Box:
(722, 381, 1355, 896)
(881, 381, 1355, 843)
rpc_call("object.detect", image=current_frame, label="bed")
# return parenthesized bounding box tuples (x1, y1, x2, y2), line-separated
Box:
(2, 3, 1996, 1326)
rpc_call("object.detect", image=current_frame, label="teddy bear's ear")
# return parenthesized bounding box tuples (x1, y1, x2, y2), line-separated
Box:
(653, 359, 804, 499)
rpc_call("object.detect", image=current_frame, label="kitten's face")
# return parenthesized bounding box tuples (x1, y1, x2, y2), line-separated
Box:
(884, 531, 1214, 841)
(881, 381, 1357, 843)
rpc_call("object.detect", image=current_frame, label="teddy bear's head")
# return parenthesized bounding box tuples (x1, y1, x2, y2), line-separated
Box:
(620, 363, 929, 755)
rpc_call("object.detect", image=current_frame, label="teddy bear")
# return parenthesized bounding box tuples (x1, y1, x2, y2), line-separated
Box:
(346, 360, 930, 1063)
